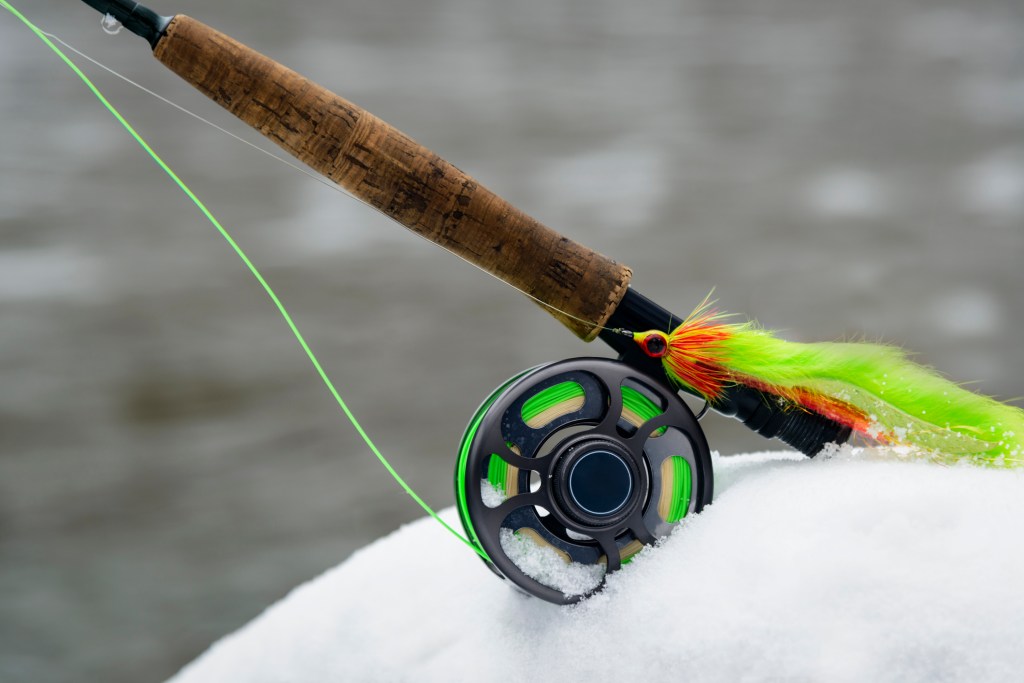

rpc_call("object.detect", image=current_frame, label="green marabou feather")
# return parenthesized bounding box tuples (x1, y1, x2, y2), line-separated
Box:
(723, 325, 1024, 465)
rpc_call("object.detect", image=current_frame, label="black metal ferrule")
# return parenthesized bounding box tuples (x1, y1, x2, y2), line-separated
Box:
(80, 0, 173, 49)
(599, 288, 852, 456)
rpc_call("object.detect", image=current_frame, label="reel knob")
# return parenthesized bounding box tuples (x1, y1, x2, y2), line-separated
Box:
(552, 437, 637, 527)
(454, 357, 713, 604)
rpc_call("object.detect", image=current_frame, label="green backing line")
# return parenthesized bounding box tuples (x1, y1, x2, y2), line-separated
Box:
(666, 456, 692, 523)
(521, 381, 585, 424)
(2, 0, 486, 560)
(622, 385, 666, 434)
(486, 451, 509, 493)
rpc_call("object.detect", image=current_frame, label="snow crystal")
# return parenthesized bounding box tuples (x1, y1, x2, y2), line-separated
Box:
(479, 480, 506, 508)
(169, 450, 1024, 683)
(498, 527, 605, 598)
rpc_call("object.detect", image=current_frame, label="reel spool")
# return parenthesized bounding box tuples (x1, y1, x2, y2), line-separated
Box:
(455, 358, 713, 604)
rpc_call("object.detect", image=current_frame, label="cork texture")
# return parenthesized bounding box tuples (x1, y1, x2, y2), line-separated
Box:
(154, 15, 632, 340)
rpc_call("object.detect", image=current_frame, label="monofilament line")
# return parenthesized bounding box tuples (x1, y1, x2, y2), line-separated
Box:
(2, 0, 488, 560)
(43, 30, 347, 197)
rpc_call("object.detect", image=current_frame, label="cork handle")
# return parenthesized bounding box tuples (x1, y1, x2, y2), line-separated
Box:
(152, 15, 631, 340)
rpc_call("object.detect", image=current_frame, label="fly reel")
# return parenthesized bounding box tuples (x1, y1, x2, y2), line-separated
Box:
(455, 357, 713, 604)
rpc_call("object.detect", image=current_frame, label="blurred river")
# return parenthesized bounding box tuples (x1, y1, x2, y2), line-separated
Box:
(1, 0, 1021, 680)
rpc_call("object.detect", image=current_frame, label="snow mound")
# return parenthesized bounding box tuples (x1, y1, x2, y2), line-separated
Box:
(169, 450, 1024, 683)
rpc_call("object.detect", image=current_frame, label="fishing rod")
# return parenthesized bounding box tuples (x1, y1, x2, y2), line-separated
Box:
(70, 1, 1023, 605)
(75, 1, 845, 446)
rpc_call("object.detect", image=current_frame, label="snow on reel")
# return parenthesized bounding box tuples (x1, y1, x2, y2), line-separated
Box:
(455, 357, 713, 604)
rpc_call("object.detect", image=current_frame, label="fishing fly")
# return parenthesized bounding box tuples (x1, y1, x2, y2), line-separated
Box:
(5, 0, 1022, 606)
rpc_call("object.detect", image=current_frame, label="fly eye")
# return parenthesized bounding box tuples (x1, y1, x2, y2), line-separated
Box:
(642, 333, 668, 358)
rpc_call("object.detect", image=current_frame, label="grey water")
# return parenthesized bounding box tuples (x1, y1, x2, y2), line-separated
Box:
(1, 0, 1021, 680)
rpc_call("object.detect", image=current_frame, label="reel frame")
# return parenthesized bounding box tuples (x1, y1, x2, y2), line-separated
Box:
(455, 357, 713, 604)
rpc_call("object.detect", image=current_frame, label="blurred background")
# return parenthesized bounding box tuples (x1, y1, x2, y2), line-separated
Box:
(1, 0, 1021, 680)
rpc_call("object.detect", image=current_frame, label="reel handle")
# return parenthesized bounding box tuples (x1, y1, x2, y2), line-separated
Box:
(150, 15, 631, 341)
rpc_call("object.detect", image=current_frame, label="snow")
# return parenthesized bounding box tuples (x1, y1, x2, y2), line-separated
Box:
(498, 527, 605, 597)
(169, 449, 1024, 683)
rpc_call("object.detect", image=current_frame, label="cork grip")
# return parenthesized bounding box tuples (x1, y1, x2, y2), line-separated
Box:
(153, 15, 632, 340)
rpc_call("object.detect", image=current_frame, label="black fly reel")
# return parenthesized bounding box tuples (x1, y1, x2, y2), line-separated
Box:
(455, 358, 713, 604)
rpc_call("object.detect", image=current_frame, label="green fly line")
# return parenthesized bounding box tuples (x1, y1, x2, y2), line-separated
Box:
(1, 0, 488, 560)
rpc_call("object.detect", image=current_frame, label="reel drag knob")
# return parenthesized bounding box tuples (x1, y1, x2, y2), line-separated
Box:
(454, 357, 713, 604)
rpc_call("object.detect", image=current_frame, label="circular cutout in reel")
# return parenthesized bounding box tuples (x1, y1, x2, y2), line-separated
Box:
(455, 357, 713, 604)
